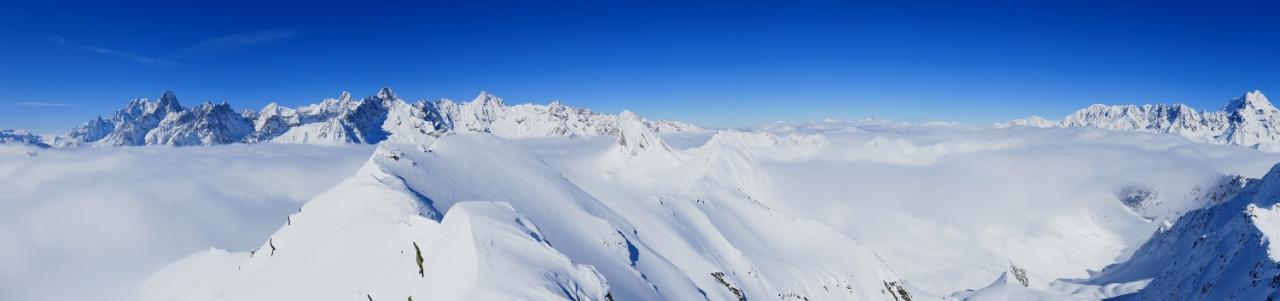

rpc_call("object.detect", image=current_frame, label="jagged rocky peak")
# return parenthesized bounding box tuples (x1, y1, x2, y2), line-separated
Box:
(1225, 90, 1275, 113)
(375, 86, 398, 101)
(615, 110, 670, 155)
(157, 90, 180, 107)
(0, 128, 49, 147)
(259, 102, 286, 115)
(145, 101, 254, 146)
(123, 90, 184, 116)
(472, 91, 504, 106)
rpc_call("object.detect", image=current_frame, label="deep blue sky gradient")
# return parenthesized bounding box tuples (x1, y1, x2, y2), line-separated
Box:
(3, 1, 1280, 133)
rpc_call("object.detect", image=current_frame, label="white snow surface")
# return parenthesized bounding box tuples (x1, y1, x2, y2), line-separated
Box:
(1084, 163, 1280, 300)
(147, 133, 910, 301)
(1252, 203, 1280, 262)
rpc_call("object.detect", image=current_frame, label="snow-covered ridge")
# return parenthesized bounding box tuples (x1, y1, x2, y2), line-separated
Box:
(1004, 90, 1280, 151)
(1085, 162, 1280, 300)
(148, 133, 912, 301)
(52, 87, 704, 147)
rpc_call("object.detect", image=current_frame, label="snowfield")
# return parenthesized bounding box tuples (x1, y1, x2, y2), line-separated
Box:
(8, 105, 1280, 300)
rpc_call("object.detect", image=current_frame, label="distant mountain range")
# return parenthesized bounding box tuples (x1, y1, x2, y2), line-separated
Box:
(12, 89, 1280, 152)
(0, 129, 48, 147)
(1005, 90, 1280, 151)
(4, 87, 703, 147)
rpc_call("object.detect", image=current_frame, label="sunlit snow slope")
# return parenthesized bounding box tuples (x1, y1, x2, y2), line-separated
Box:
(148, 131, 911, 301)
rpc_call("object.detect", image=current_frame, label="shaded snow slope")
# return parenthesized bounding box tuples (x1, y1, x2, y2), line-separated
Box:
(1085, 163, 1280, 301)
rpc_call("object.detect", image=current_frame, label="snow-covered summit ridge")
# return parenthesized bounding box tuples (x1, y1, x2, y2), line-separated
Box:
(1004, 90, 1280, 151)
(147, 132, 914, 301)
(55, 88, 705, 147)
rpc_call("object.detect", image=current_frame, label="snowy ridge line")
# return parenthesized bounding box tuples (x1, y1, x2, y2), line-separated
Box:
(35, 87, 703, 147)
(1077, 162, 1280, 301)
(144, 122, 917, 301)
(1004, 90, 1280, 151)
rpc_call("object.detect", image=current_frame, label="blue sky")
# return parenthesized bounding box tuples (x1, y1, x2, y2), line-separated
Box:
(3, 1, 1280, 134)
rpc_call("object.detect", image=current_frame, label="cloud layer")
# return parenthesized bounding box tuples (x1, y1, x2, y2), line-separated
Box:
(747, 121, 1280, 293)
(6, 122, 1280, 299)
(15, 102, 72, 107)
(0, 144, 371, 301)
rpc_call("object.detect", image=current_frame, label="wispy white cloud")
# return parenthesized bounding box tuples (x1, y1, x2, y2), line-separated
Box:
(15, 102, 72, 107)
(80, 46, 178, 66)
(175, 28, 302, 58)
(193, 28, 301, 49)
(51, 28, 300, 66)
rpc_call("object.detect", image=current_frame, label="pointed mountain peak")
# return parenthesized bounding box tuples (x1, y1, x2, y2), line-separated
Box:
(156, 90, 182, 110)
(615, 110, 671, 156)
(1225, 90, 1275, 113)
(338, 91, 353, 102)
(375, 87, 397, 101)
(473, 91, 504, 106)
(159, 90, 177, 102)
(619, 110, 640, 121)
(548, 100, 567, 111)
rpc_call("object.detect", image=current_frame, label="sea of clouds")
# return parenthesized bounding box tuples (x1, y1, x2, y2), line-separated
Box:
(5, 121, 1280, 300)
(0, 144, 372, 301)
(752, 120, 1280, 294)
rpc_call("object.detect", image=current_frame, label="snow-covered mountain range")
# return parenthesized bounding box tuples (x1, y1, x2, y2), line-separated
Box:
(11, 88, 1280, 301)
(0, 129, 48, 148)
(1005, 90, 1280, 151)
(39, 87, 702, 147)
